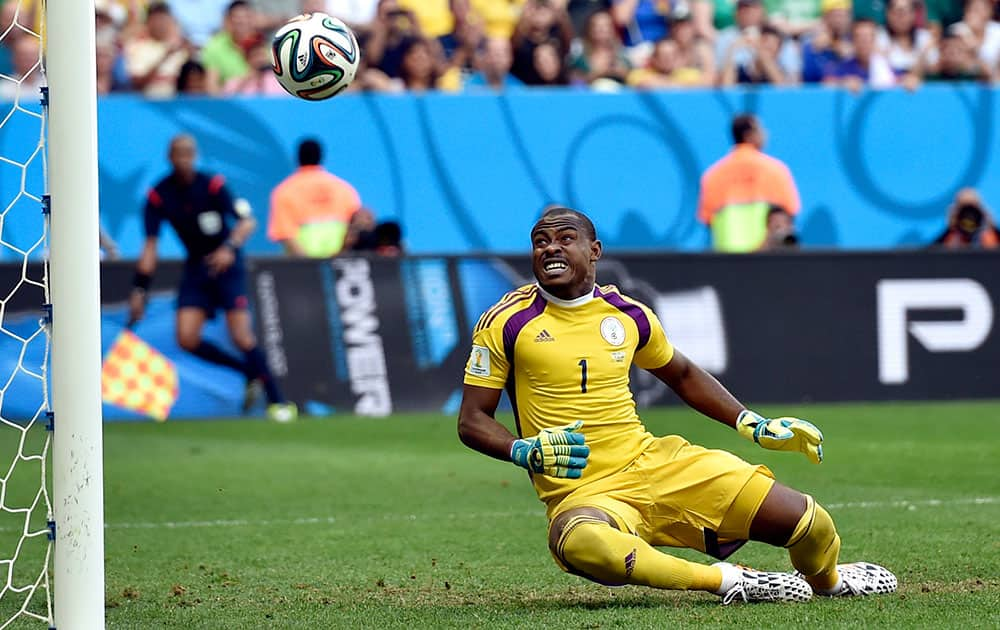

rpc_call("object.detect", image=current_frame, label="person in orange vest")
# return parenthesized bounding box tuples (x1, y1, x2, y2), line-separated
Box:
(697, 114, 801, 252)
(268, 139, 363, 258)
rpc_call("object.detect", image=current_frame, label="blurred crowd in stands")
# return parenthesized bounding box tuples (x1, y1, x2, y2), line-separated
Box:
(3, 0, 1000, 99)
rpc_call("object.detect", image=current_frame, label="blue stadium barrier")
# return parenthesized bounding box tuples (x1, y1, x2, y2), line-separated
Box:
(1, 84, 997, 258)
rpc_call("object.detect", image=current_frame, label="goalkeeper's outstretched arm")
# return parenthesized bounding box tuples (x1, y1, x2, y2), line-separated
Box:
(458, 384, 590, 478)
(647, 349, 745, 428)
(457, 384, 517, 462)
(648, 349, 823, 464)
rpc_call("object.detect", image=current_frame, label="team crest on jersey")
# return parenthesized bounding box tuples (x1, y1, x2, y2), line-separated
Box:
(600, 316, 626, 346)
(468, 345, 491, 377)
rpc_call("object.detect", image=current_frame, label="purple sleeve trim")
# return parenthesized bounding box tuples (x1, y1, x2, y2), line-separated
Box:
(596, 287, 651, 351)
(502, 293, 547, 364)
(479, 286, 535, 332)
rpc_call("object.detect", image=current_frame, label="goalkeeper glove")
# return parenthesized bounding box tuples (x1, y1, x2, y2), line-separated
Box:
(510, 420, 590, 479)
(736, 410, 824, 464)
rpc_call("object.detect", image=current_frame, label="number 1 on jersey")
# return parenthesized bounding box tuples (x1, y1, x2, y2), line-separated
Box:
(578, 359, 588, 393)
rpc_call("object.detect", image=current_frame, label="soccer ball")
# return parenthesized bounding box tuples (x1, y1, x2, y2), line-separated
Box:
(271, 13, 360, 100)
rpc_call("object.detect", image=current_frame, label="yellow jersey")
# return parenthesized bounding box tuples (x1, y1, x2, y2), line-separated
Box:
(464, 283, 675, 506)
(397, 0, 454, 38)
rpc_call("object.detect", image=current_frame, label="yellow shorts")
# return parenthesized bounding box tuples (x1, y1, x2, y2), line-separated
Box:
(548, 434, 774, 557)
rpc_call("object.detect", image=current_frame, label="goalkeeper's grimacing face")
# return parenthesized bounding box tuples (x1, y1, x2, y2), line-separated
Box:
(530, 213, 602, 300)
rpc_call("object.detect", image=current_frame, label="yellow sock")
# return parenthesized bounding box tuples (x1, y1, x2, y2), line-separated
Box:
(785, 496, 841, 591)
(554, 515, 722, 592)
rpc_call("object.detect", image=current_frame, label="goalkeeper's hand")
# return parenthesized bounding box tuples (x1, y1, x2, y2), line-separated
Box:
(736, 410, 824, 464)
(510, 420, 590, 478)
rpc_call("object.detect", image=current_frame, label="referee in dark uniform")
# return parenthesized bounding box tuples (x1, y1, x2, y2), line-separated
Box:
(128, 134, 296, 422)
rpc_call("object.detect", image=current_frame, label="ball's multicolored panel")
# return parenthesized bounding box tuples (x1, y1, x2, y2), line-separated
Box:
(271, 13, 360, 101)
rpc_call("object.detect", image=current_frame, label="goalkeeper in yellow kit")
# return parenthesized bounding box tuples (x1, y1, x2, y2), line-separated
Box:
(458, 206, 897, 603)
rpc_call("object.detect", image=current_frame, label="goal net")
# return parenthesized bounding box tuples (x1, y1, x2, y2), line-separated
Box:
(0, 1, 105, 627)
(0, 1, 52, 626)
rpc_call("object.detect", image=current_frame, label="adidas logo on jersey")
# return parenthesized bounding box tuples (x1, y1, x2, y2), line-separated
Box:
(534, 329, 556, 342)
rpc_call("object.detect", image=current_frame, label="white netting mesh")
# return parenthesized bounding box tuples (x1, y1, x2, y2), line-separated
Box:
(0, 0, 52, 627)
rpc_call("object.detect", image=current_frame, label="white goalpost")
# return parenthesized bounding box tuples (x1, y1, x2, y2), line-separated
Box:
(46, 0, 106, 627)
(0, 0, 104, 626)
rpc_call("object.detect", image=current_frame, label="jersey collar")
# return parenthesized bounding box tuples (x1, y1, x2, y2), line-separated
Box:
(536, 284, 597, 308)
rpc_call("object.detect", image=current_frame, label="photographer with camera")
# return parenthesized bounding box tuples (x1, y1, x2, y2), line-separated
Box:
(932, 189, 1000, 250)
(758, 204, 800, 251)
(698, 114, 801, 253)
(223, 40, 289, 95)
(719, 23, 790, 85)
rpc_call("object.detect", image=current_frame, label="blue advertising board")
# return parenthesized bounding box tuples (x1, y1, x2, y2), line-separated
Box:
(1, 85, 997, 259)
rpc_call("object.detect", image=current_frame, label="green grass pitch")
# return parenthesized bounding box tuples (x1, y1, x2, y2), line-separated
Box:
(2, 400, 999, 628)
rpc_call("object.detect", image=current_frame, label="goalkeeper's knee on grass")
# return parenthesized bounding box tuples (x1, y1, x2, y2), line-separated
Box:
(549, 511, 722, 592)
(785, 495, 841, 591)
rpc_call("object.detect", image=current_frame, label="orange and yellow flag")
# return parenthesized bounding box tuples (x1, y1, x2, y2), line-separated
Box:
(101, 330, 179, 421)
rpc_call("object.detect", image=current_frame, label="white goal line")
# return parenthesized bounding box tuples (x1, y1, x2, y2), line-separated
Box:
(5, 495, 989, 533)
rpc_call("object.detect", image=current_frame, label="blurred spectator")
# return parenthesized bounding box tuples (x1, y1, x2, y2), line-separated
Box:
(715, 0, 799, 81)
(326, 0, 381, 28)
(851, 0, 889, 26)
(719, 23, 789, 84)
(96, 31, 132, 94)
(0, 36, 42, 102)
(931, 188, 999, 249)
(949, 0, 1000, 70)
(531, 39, 571, 85)
(800, 0, 852, 82)
(0, 1, 23, 76)
(465, 36, 525, 89)
(568, 0, 611, 35)
(372, 221, 404, 255)
(823, 18, 896, 89)
(344, 207, 377, 250)
(923, 30, 991, 81)
(686, 0, 717, 41)
(176, 59, 211, 94)
(268, 139, 363, 258)
(398, 0, 454, 39)
(364, 35, 463, 91)
(95, 0, 128, 46)
(364, 0, 422, 78)
(201, 0, 261, 90)
(712, 0, 739, 33)
(167, 0, 233, 47)
(668, 4, 715, 83)
(627, 37, 701, 86)
(345, 209, 405, 255)
(470, 0, 527, 38)
(224, 41, 289, 94)
(398, 36, 461, 91)
(757, 204, 799, 251)
(924, 0, 964, 35)
(877, 0, 933, 79)
(764, 0, 821, 37)
(610, 0, 671, 62)
(249, 0, 300, 32)
(511, 0, 574, 84)
(697, 113, 801, 252)
(439, 0, 485, 73)
(123, 2, 191, 98)
(3, 0, 39, 37)
(570, 10, 632, 86)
